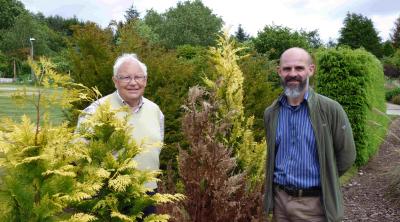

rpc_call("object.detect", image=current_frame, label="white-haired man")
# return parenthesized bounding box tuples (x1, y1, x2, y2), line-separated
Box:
(78, 53, 163, 216)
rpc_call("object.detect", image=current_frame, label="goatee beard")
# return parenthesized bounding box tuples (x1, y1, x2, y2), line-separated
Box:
(283, 76, 309, 99)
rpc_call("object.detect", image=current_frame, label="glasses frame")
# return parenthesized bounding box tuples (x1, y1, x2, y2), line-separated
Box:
(115, 74, 147, 84)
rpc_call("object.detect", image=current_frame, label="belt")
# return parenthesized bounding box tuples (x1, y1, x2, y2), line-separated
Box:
(274, 183, 321, 197)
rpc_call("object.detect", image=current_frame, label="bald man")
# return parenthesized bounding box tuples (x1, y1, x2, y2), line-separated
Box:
(263, 48, 356, 222)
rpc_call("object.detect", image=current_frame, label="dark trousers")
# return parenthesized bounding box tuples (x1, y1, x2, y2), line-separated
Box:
(137, 190, 157, 222)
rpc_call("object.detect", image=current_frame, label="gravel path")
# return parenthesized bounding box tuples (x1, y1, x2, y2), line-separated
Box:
(342, 118, 400, 221)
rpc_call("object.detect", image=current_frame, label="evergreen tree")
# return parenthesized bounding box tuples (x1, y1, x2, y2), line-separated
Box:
(44, 15, 84, 36)
(166, 32, 267, 221)
(390, 15, 400, 49)
(205, 31, 266, 186)
(338, 12, 382, 58)
(68, 22, 116, 96)
(382, 40, 395, 57)
(302, 29, 323, 48)
(0, 58, 184, 221)
(235, 24, 250, 42)
(125, 4, 140, 22)
(0, 57, 88, 221)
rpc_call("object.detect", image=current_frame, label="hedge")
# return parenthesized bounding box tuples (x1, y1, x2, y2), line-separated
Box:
(315, 47, 389, 165)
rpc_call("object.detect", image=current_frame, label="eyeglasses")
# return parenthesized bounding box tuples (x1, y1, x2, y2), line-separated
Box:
(116, 74, 147, 83)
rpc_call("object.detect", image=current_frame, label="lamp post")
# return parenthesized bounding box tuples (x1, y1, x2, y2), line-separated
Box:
(29, 37, 35, 81)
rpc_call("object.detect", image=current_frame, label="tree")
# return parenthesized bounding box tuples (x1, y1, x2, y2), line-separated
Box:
(68, 22, 115, 96)
(125, 4, 140, 22)
(0, 12, 65, 80)
(205, 32, 266, 186)
(239, 53, 282, 139)
(0, 0, 26, 31)
(338, 12, 382, 58)
(382, 40, 395, 57)
(302, 29, 323, 48)
(235, 24, 250, 42)
(253, 25, 312, 60)
(144, 0, 223, 48)
(143, 9, 164, 34)
(43, 15, 84, 36)
(163, 33, 268, 221)
(390, 15, 400, 49)
(0, 57, 86, 221)
(0, 12, 66, 57)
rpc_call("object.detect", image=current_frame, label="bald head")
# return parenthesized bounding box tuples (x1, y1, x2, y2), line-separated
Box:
(280, 47, 313, 66)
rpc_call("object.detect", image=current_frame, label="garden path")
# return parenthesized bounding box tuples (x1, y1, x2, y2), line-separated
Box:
(387, 102, 400, 116)
(342, 117, 400, 221)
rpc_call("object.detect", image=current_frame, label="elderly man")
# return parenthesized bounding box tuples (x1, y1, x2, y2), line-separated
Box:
(263, 47, 356, 222)
(78, 53, 163, 216)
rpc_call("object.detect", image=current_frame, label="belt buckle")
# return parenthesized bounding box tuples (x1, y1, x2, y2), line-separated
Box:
(284, 186, 297, 197)
(285, 186, 303, 197)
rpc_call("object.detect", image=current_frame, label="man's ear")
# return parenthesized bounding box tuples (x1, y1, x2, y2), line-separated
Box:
(112, 76, 118, 87)
(308, 64, 316, 77)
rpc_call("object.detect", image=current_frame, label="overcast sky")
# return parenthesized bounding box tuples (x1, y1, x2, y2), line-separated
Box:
(20, 0, 400, 43)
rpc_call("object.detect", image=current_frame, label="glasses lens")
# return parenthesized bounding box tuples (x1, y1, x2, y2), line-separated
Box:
(134, 76, 146, 83)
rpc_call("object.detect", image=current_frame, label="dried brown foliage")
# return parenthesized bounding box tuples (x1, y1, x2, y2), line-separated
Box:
(158, 86, 266, 222)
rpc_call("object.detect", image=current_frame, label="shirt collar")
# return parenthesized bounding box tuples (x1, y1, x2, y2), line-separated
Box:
(116, 90, 144, 113)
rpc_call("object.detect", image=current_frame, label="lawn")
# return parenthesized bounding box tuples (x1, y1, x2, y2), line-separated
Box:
(0, 83, 65, 125)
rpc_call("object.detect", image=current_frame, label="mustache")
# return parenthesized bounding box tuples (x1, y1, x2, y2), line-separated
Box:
(284, 76, 303, 82)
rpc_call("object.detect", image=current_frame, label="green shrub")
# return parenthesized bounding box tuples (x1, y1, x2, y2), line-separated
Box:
(392, 94, 400, 105)
(386, 87, 400, 101)
(315, 47, 389, 165)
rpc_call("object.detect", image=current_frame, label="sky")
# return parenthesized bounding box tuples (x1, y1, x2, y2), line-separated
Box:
(20, 0, 400, 43)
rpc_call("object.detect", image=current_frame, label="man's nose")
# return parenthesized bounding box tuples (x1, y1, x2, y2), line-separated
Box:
(287, 67, 297, 76)
(128, 78, 139, 85)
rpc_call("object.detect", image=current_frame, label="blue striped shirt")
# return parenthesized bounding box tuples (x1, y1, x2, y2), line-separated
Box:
(274, 92, 321, 188)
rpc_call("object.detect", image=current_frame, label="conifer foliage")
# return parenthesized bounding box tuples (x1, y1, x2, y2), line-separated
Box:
(178, 87, 247, 221)
(0, 58, 183, 221)
(165, 32, 267, 221)
(72, 101, 184, 222)
(205, 32, 266, 186)
(0, 57, 88, 221)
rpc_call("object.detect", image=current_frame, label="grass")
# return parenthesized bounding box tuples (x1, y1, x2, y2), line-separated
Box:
(0, 83, 65, 125)
(340, 166, 358, 185)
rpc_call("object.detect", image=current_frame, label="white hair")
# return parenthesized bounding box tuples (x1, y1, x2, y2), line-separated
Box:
(113, 53, 147, 76)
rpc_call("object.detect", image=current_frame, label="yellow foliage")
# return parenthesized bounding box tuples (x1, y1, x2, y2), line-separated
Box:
(111, 211, 133, 222)
(42, 164, 77, 177)
(152, 193, 186, 204)
(208, 30, 266, 186)
(96, 168, 111, 178)
(108, 175, 132, 192)
(64, 213, 97, 222)
(60, 191, 92, 202)
(143, 214, 171, 222)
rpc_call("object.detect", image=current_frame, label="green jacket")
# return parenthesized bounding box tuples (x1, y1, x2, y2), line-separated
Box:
(263, 89, 356, 222)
